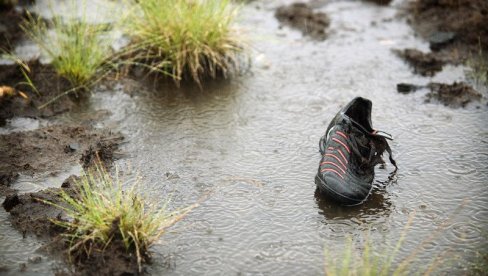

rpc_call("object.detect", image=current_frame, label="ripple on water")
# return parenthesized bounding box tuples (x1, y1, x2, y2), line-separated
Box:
(249, 232, 289, 260)
(472, 209, 488, 223)
(444, 222, 484, 246)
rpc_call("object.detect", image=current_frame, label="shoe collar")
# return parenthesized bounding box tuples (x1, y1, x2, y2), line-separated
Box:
(340, 97, 393, 140)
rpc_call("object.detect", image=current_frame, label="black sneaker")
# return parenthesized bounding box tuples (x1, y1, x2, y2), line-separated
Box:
(316, 97, 397, 205)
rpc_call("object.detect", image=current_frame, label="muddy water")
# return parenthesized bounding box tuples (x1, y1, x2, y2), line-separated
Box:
(2, 0, 488, 275)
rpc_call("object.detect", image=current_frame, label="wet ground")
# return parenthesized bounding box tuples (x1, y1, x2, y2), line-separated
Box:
(1, 0, 487, 275)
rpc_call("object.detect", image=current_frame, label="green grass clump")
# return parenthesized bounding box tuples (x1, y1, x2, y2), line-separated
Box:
(50, 165, 193, 271)
(323, 215, 444, 276)
(22, 13, 115, 90)
(466, 45, 488, 85)
(124, 0, 245, 86)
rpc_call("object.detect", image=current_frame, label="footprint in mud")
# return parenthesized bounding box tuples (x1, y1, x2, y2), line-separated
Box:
(275, 2, 330, 40)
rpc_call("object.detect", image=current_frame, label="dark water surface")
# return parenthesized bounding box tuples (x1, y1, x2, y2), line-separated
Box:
(1, 0, 487, 275)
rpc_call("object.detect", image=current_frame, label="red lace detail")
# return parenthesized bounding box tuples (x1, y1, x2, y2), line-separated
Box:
(320, 161, 346, 174)
(320, 168, 344, 179)
(325, 153, 347, 170)
(337, 148, 348, 164)
(336, 131, 347, 139)
(332, 137, 350, 153)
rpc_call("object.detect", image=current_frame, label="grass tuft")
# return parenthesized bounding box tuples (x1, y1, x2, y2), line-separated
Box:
(323, 214, 446, 276)
(48, 164, 194, 272)
(21, 12, 115, 90)
(124, 0, 245, 86)
(466, 40, 488, 85)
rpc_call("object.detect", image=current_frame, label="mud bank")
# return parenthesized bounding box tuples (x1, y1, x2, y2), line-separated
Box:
(396, 81, 482, 108)
(2, 175, 141, 275)
(409, 0, 488, 57)
(0, 60, 79, 125)
(275, 2, 330, 40)
(426, 82, 482, 108)
(0, 123, 139, 275)
(394, 48, 446, 76)
(0, 7, 25, 51)
(0, 124, 123, 195)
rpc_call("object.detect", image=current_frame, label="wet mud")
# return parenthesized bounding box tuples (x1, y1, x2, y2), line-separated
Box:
(410, 0, 488, 55)
(0, 2, 136, 272)
(0, 8, 25, 51)
(0, 124, 123, 194)
(426, 82, 482, 108)
(363, 0, 392, 5)
(394, 48, 445, 76)
(396, 81, 482, 108)
(275, 2, 330, 40)
(2, 183, 73, 237)
(397, 0, 488, 108)
(0, 124, 136, 275)
(0, 60, 77, 125)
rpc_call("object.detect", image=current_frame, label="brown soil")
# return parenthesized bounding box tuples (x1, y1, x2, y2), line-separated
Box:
(275, 2, 330, 40)
(396, 81, 482, 107)
(363, 0, 393, 5)
(394, 48, 446, 76)
(0, 7, 25, 51)
(409, 0, 488, 56)
(0, 60, 79, 125)
(0, 124, 123, 195)
(426, 82, 482, 108)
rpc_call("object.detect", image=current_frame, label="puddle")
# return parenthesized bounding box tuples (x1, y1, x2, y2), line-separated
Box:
(1, 0, 487, 274)
(12, 164, 83, 194)
(0, 117, 47, 135)
(0, 204, 62, 276)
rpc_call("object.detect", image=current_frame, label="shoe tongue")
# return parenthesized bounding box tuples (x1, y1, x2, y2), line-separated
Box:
(342, 97, 373, 133)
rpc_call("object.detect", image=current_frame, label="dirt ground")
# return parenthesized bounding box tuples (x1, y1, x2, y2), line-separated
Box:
(0, 60, 79, 125)
(392, 0, 487, 106)
(275, 2, 330, 40)
(0, 7, 25, 52)
(0, 124, 135, 275)
(410, 0, 488, 54)
(393, 0, 487, 78)
(0, 4, 142, 272)
(394, 48, 446, 76)
(426, 82, 482, 108)
(0, 124, 123, 194)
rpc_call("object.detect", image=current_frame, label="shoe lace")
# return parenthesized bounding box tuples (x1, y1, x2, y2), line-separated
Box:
(347, 126, 398, 173)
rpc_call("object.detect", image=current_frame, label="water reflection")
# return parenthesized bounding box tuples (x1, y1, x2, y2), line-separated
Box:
(314, 185, 392, 221)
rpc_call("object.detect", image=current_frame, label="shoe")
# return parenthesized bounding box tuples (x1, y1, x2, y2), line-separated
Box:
(316, 97, 397, 205)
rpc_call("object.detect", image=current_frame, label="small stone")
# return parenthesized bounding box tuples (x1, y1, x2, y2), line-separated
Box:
(429, 32, 456, 51)
(396, 83, 420, 94)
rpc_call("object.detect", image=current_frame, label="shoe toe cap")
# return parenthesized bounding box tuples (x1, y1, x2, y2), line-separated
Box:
(317, 171, 372, 205)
